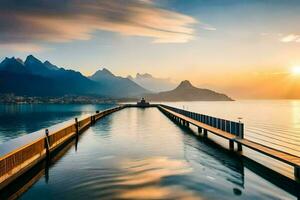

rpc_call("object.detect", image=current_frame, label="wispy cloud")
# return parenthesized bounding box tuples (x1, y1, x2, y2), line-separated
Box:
(0, 0, 197, 50)
(0, 43, 44, 53)
(280, 34, 300, 43)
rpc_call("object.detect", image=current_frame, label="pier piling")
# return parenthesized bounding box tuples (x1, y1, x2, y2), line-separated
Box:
(75, 118, 79, 136)
(198, 127, 202, 133)
(229, 140, 234, 150)
(203, 129, 208, 137)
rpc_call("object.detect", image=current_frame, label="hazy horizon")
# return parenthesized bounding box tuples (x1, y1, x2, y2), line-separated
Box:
(1, 0, 300, 99)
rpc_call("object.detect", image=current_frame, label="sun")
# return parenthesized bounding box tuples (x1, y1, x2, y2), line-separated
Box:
(291, 66, 300, 75)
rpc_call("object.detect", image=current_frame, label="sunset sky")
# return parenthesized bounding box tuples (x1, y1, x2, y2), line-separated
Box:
(0, 0, 300, 99)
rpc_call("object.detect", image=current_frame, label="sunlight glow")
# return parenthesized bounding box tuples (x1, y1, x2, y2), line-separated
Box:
(291, 66, 300, 75)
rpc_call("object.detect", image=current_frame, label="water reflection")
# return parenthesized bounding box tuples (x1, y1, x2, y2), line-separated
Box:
(165, 100, 300, 157)
(1, 107, 297, 199)
(0, 104, 115, 143)
(291, 100, 300, 129)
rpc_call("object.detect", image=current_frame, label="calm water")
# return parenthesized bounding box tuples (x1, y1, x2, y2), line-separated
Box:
(165, 100, 300, 157)
(0, 101, 299, 199)
(0, 104, 115, 143)
(17, 107, 296, 199)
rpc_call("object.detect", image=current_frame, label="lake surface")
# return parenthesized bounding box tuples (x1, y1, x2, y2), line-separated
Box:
(165, 100, 300, 157)
(0, 104, 115, 143)
(0, 101, 299, 199)
(18, 107, 296, 199)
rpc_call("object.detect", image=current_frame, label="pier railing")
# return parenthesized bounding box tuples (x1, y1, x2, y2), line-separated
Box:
(160, 104, 244, 138)
(0, 105, 124, 189)
(158, 104, 300, 180)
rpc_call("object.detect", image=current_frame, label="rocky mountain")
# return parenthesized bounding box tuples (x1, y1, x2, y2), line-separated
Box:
(0, 55, 148, 98)
(89, 68, 149, 97)
(0, 57, 30, 74)
(145, 80, 233, 101)
(128, 73, 176, 92)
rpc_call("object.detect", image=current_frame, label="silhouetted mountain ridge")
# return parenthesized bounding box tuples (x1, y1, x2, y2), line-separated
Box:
(145, 80, 233, 101)
(0, 56, 231, 100)
(0, 56, 148, 98)
(89, 68, 149, 97)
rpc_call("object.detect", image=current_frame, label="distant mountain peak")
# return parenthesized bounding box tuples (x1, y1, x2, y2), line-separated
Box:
(145, 80, 233, 101)
(91, 68, 115, 78)
(0, 56, 28, 73)
(16, 58, 24, 65)
(102, 68, 114, 75)
(136, 73, 153, 79)
(177, 80, 193, 89)
(127, 75, 133, 80)
(25, 55, 40, 62)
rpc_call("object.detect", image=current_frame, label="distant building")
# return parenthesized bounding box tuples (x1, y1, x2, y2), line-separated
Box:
(137, 98, 150, 107)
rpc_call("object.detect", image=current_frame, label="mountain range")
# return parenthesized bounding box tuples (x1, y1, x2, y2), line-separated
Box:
(145, 80, 233, 101)
(0, 55, 233, 101)
(128, 73, 176, 92)
(0, 55, 148, 97)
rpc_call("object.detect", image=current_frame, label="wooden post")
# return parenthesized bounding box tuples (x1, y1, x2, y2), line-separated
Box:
(198, 127, 202, 133)
(229, 140, 234, 150)
(45, 129, 50, 154)
(237, 143, 243, 152)
(237, 121, 243, 151)
(203, 129, 208, 137)
(90, 116, 93, 125)
(295, 166, 300, 180)
(75, 118, 79, 135)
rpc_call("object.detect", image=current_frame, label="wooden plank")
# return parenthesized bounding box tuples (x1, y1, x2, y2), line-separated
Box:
(159, 106, 235, 140)
(236, 139, 300, 166)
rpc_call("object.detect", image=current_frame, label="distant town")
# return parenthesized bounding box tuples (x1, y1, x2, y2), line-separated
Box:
(0, 94, 138, 104)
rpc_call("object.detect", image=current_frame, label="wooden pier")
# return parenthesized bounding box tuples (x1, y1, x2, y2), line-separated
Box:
(0, 103, 299, 193)
(157, 105, 300, 180)
(0, 106, 125, 190)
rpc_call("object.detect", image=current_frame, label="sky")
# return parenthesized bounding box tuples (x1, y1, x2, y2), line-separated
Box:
(0, 0, 300, 99)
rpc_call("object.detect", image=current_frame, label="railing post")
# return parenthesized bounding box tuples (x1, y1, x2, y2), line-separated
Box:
(237, 119, 243, 152)
(45, 129, 50, 154)
(75, 118, 79, 136)
(90, 116, 95, 125)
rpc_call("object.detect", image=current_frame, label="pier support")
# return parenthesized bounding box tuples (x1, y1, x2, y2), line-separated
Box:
(45, 129, 50, 154)
(203, 129, 208, 137)
(237, 143, 243, 152)
(185, 121, 190, 127)
(90, 116, 94, 125)
(75, 118, 79, 136)
(295, 166, 300, 180)
(229, 140, 234, 150)
(198, 127, 202, 133)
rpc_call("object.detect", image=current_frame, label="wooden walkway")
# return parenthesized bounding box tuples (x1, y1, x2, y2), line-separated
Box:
(158, 105, 300, 179)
